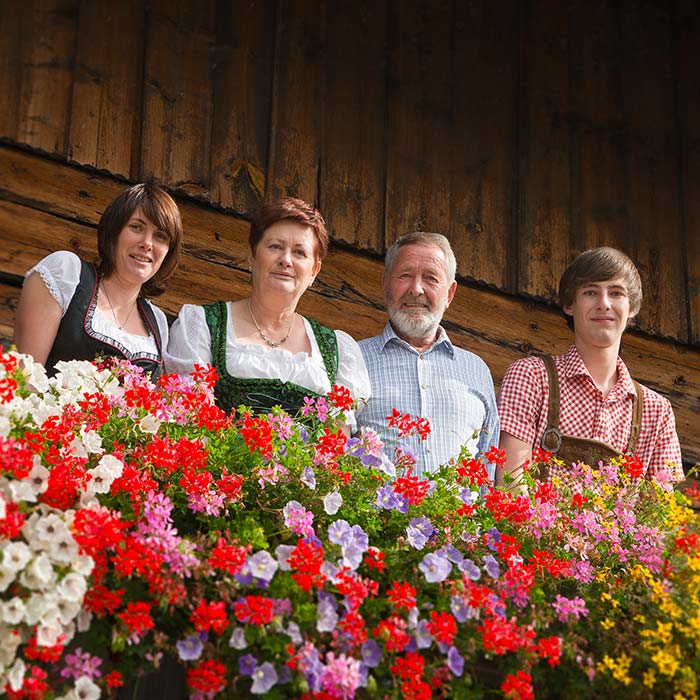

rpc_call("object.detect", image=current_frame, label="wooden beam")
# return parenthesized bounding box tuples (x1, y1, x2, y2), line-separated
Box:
(0, 143, 698, 466)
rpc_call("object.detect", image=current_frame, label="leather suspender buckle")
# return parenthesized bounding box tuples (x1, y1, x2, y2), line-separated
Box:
(541, 427, 562, 453)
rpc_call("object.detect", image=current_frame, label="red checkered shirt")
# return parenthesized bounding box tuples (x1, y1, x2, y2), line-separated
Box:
(497, 345, 683, 481)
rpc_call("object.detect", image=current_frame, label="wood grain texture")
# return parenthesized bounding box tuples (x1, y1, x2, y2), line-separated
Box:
(320, 0, 388, 252)
(449, 0, 517, 289)
(384, 0, 452, 244)
(209, 0, 275, 216)
(266, 0, 324, 203)
(675, 0, 700, 344)
(619, 0, 687, 340)
(2, 145, 698, 465)
(12, 0, 79, 155)
(517, 0, 572, 301)
(0, 0, 23, 140)
(67, 0, 145, 176)
(140, 0, 216, 193)
(568, 0, 627, 252)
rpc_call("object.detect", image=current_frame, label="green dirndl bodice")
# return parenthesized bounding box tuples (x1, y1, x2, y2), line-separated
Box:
(203, 301, 338, 415)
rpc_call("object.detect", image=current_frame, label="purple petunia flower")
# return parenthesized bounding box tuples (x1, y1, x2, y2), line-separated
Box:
(407, 516, 437, 550)
(447, 647, 464, 677)
(317, 595, 339, 632)
(301, 466, 316, 489)
(247, 550, 279, 583)
(176, 634, 204, 661)
(450, 595, 470, 623)
(229, 627, 248, 649)
(250, 662, 278, 694)
(239, 654, 258, 676)
(361, 640, 382, 668)
(459, 557, 481, 581)
(483, 554, 501, 578)
(419, 550, 452, 583)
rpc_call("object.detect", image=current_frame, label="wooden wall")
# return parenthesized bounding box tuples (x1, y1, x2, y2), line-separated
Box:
(0, 0, 698, 463)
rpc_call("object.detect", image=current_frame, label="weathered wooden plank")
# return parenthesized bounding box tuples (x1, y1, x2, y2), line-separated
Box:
(675, 0, 700, 344)
(320, 0, 387, 252)
(517, 0, 572, 301)
(0, 280, 20, 351)
(209, 0, 275, 216)
(140, 0, 216, 193)
(619, 0, 687, 340)
(384, 0, 452, 244)
(0, 0, 23, 140)
(568, 0, 627, 252)
(12, 0, 79, 155)
(449, 0, 517, 290)
(266, 0, 324, 203)
(67, 0, 145, 177)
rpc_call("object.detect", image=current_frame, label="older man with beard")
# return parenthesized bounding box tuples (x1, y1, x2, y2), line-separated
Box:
(357, 232, 499, 480)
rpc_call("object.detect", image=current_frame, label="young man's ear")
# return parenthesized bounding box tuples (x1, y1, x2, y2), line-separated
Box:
(563, 303, 574, 316)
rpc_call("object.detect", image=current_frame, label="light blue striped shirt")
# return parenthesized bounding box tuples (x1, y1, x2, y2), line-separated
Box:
(357, 323, 499, 480)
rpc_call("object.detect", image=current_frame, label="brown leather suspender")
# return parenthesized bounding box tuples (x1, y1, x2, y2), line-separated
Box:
(540, 354, 644, 458)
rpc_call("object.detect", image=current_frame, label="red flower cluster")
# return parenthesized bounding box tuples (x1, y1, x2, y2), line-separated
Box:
(328, 384, 354, 412)
(191, 599, 229, 634)
(208, 538, 248, 576)
(393, 474, 432, 506)
(391, 652, 431, 700)
(234, 595, 275, 626)
(456, 457, 490, 486)
(240, 414, 274, 459)
(118, 601, 155, 640)
(288, 539, 326, 591)
(483, 489, 532, 524)
(426, 610, 457, 645)
(187, 659, 226, 697)
(387, 581, 417, 610)
(501, 671, 535, 700)
(385, 409, 431, 440)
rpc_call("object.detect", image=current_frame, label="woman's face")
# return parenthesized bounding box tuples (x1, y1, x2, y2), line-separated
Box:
(112, 207, 170, 286)
(250, 221, 321, 301)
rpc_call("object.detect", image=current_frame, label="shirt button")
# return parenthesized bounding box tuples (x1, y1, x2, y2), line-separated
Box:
(421, 384, 428, 389)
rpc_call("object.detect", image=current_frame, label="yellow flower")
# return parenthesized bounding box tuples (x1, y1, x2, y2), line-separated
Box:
(643, 668, 656, 688)
(600, 618, 615, 630)
(652, 646, 681, 678)
(597, 653, 632, 686)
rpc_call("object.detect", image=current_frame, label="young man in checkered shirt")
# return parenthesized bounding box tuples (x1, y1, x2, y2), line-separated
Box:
(496, 247, 683, 487)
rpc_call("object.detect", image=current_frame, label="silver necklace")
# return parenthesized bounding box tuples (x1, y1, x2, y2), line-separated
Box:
(100, 282, 137, 330)
(247, 298, 294, 348)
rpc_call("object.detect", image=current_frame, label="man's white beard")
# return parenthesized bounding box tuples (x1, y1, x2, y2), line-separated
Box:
(387, 293, 444, 339)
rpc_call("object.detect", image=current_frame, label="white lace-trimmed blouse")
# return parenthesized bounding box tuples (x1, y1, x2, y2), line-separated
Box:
(165, 302, 371, 426)
(27, 251, 169, 356)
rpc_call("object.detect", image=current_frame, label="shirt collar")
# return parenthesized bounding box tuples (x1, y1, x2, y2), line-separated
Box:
(379, 321, 455, 357)
(562, 344, 636, 397)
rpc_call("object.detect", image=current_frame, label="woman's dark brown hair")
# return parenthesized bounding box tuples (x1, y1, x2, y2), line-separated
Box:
(97, 183, 183, 297)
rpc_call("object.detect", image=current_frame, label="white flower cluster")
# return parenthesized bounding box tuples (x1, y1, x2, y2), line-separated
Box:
(0, 355, 124, 694)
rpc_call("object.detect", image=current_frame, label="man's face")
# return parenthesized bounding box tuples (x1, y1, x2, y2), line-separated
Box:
(384, 243, 457, 342)
(564, 277, 633, 350)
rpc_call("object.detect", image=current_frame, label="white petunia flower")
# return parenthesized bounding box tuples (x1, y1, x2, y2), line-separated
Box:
(48, 532, 79, 566)
(74, 676, 101, 700)
(80, 429, 103, 454)
(20, 554, 56, 590)
(84, 455, 123, 498)
(33, 513, 71, 550)
(7, 658, 25, 691)
(138, 413, 161, 434)
(0, 541, 31, 572)
(1, 597, 26, 625)
(57, 572, 87, 603)
(72, 554, 95, 578)
(9, 458, 49, 503)
(323, 490, 343, 515)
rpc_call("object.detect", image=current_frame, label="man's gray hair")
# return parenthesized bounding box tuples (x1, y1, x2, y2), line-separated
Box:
(384, 232, 457, 283)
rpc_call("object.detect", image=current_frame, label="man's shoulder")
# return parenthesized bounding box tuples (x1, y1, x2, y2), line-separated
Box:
(451, 344, 494, 375)
(635, 379, 673, 412)
(358, 335, 383, 352)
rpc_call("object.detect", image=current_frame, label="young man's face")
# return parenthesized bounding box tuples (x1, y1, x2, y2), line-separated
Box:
(563, 277, 633, 350)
